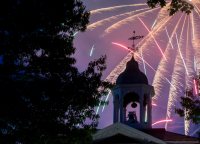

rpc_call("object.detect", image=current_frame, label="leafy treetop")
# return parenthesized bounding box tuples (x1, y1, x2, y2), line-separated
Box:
(147, 0, 194, 15)
(0, 0, 112, 144)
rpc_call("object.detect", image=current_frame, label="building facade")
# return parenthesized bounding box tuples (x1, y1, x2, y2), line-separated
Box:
(93, 57, 199, 144)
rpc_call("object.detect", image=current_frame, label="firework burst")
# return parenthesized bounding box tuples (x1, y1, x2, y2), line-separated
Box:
(75, 0, 200, 136)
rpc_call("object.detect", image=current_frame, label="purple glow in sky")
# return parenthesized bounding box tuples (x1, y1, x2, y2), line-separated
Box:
(74, 0, 200, 136)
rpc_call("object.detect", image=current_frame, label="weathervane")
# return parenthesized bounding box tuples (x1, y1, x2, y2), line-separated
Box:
(128, 31, 143, 53)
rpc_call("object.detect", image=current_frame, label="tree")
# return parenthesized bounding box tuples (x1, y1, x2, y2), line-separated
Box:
(175, 88, 200, 124)
(146, 0, 194, 15)
(0, 0, 112, 143)
(175, 88, 200, 137)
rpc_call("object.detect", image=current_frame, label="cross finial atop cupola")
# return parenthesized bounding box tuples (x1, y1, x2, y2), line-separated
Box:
(127, 31, 143, 53)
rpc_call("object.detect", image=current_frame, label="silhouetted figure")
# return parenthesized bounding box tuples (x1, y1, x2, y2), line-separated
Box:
(128, 111, 138, 123)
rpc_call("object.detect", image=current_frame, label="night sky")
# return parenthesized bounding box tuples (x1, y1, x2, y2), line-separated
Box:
(74, 0, 200, 136)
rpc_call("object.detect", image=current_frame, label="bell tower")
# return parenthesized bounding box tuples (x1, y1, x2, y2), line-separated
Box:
(112, 56, 155, 129)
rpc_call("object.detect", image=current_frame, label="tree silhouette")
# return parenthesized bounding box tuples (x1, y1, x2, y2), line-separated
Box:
(147, 0, 194, 15)
(175, 88, 200, 137)
(175, 88, 200, 124)
(0, 0, 112, 143)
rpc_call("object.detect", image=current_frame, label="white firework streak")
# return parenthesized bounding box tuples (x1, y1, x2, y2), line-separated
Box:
(152, 14, 184, 102)
(191, 11, 195, 40)
(151, 3, 171, 29)
(140, 49, 147, 75)
(90, 3, 147, 15)
(184, 17, 194, 135)
(194, 4, 200, 17)
(102, 90, 111, 112)
(103, 8, 160, 35)
(87, 7, 150, 30)
(191, 11, 200, 69)
(165, 15, 188, 130)
(190, 126, 200, 136)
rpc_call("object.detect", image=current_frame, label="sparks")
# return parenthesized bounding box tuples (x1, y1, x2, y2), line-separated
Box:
(96, 97, 103, 115)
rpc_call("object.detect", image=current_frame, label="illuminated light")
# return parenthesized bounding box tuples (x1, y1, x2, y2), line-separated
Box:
(190, 127, 200, 136)
(191, 12, 195, 40)
(96, 97, 103, 115)
(90, 45, 95, 57)
(165, 78, 176, 90)
(175, 33, 189, 75)
(145, 105, 148, 122)
(151, 19, 157, 29)
(193, 79, 198, 95)
(73, 31, 78, 37)
(137, 16, 167, 60)
(152, 119, 172, 126)
(165, 27, 174, 49)
(112, 42, 130, 51)
(102, 90, 111, 112)
(152, 103, 157, 106)
(194, 56, 196, 72)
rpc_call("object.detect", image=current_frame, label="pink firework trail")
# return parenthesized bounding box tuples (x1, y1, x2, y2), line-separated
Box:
(111, 42, 131, 51)
(152, 103, 157, 106)
(152, 119, 173, 126)
(111, 42, 156, 72)
(193, 79, 198, 95)
(137, 16, 167, 60)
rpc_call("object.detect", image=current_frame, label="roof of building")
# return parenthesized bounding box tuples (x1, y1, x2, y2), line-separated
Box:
(143, 128, 199, 142)
(93, 123, 199, 144)
(93, 123, 166, 144)
(116, 56, 148, 85)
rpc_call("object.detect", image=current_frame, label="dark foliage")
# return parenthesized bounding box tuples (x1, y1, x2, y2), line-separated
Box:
(147, 0, 194, 15)
(0, 0, 112, 143)
(175, 89, 200, 124)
